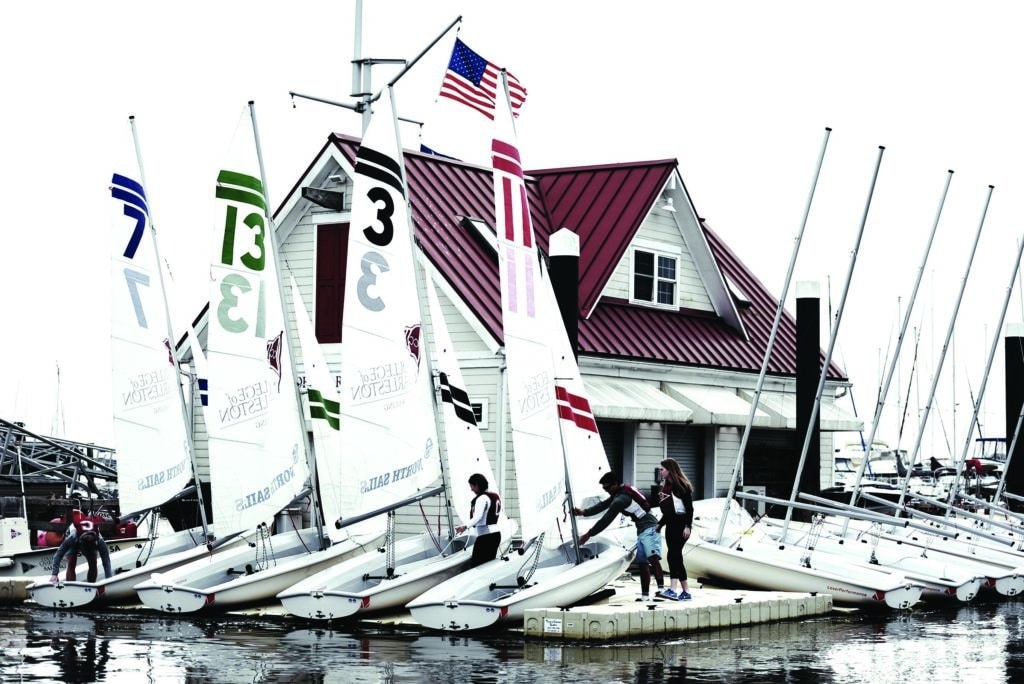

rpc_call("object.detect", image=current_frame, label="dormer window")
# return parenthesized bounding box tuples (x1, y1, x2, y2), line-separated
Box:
(631, 246, 678, 308)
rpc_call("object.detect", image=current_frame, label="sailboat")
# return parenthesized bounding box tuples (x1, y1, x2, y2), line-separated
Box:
(277, 265, 514, 620)
(406, 75, 634, 631)
(29, 122, 236, 608)
(132, 104, 381, 613)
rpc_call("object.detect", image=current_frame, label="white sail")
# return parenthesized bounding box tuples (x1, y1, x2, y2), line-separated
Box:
(424, 273, 500, 527)
(492, 93, 564, 542)
(536, 258, 609, 510)
(287, 276, 382, 541)
(108, 173, 194, 515)
(205, 126, 310, 535)
(335, 87, 441, 523)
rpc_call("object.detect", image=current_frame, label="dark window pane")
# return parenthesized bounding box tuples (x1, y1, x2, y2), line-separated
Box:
(634, 250, 654, 276)
(657, 281, 676, 305)
(634, 250, 654, 301)
(657, 255, 676, 280)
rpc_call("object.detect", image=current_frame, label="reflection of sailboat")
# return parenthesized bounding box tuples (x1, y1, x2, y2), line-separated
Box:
(132, 104, 380, 613)
(30, 121, 233, 608)
(407, 76, 634, 631)
(278, 89, 514, 620)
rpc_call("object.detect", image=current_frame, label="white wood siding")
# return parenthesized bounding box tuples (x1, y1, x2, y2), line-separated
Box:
(605, 213, 714, 312)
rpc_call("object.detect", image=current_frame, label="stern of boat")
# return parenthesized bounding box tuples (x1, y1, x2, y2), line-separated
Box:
(28, 580, 102, 609)
(406, 599, 506, 631)
(279, 592, 365, 620)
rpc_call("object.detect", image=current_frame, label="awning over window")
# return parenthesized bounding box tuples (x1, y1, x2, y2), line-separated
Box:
(583, 376, 693, 423)
(741, 390, 863, 432)
(663, 383, 784, 428)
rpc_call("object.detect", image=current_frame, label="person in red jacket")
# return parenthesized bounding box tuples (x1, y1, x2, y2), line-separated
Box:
(656, 458, 695, 600)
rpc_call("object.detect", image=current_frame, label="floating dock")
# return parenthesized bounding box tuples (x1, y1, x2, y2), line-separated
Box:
(522, 583, 834, 640)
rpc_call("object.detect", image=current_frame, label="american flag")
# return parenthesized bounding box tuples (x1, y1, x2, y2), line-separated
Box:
(439, 38, 527, 120)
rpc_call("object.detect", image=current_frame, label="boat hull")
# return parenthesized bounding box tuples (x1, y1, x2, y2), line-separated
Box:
(407, 538, 634, 631)
(28, 531, 244, 608)
(278, 533, 477, 620)
(688, 499, 923, 610)
(683, 538, 922, 609)
(133, 528, 382, 613)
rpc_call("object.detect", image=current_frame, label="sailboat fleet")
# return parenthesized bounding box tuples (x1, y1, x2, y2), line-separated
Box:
(13, 21, 1024, 632)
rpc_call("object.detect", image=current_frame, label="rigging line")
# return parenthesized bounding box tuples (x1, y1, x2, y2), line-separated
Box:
(897, 327, 920, 445)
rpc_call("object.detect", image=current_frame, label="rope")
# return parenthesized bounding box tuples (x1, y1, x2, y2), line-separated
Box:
(799, 515, 824, 568)
(516, 533, 545, 587)
(418, 500, 444, 553)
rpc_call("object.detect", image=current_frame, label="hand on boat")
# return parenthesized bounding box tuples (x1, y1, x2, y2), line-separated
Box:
(578, 533, 591, 545)
(49, 574, 59, 584)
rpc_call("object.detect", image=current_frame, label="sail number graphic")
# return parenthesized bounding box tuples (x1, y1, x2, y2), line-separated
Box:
(111, 173, 152, 329)
(353, 147, 404, 313)
(215, 171, 268, 337)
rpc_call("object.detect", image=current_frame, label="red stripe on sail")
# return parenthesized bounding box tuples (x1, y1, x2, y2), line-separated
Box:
(492, 139, 521, 165)
(502, 177, 514, 241)
(555, 386, 598, 432)
(493, 155, 523, 178)
(519, 184, 532, 248)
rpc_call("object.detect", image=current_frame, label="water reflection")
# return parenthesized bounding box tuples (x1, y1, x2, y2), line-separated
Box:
(2, 602, 1023, 682)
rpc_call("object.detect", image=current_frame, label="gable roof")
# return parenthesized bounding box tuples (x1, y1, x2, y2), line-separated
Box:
(528, 160, 674, 318)
(328, 133, 845, 381)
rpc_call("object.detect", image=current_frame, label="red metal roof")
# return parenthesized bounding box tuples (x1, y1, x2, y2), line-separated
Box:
(329, 134, 844, 380)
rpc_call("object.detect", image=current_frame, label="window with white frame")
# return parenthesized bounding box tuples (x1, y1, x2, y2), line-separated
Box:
(632, 247, 678, 307)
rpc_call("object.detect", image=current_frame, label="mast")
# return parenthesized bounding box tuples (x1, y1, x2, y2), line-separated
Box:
(942, 224, 1024, 515)
(894, 186, 994, 508)
(247, 101, 326, 547)
(780, 146, 885, 539)
(128, 116, 212, 542)
(421, 267, 458, 541)
(713, 127, 831, 544)
(838, 170, 952, 535)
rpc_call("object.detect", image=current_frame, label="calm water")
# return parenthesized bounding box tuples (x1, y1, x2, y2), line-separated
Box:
(2, 600, 1023, 683)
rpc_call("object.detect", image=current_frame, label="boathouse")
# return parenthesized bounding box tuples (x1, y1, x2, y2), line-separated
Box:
(184, 133, 861, 532)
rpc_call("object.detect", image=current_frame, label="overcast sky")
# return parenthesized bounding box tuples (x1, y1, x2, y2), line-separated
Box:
(4, 1, 1024, 462)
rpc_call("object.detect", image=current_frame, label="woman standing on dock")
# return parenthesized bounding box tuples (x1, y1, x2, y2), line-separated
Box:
(656, 458, 694, 600)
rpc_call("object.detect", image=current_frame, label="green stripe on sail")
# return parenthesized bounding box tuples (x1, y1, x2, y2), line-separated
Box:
(215, 170, 267, 212)
(308, 388, 340, 430)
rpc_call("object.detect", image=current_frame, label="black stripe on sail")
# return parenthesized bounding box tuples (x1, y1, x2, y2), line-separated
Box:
(439, 372, 477, 425)
(355, 146, 404, 196)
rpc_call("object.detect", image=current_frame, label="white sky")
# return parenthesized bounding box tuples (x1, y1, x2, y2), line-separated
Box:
(3, 1, 1024, 462)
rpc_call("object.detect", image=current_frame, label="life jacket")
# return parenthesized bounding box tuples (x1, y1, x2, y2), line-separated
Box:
(618, 484, 651, 522)
(470, 491, 501, 525)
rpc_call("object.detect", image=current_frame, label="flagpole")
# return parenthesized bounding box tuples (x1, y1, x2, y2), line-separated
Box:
(290, 14, 462, 131)
(247, 100, 327, 548)
(128, 115, 213, 544)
